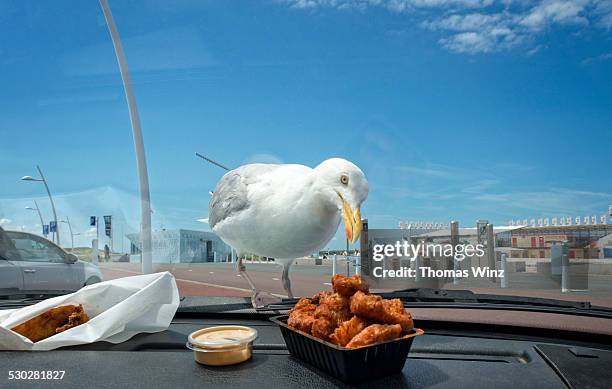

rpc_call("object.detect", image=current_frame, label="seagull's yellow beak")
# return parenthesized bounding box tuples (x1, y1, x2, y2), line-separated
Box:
(337, 192, 362, 244)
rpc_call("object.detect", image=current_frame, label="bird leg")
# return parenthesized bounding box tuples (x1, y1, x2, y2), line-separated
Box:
(236, 255, 282, 307)
(281, 261, 294, 299)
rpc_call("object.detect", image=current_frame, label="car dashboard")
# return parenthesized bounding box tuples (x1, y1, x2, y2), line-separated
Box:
(2, 309, 612, 389)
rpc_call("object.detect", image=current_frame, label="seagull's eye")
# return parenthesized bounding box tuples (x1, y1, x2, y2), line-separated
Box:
(340, 174, 349, 185)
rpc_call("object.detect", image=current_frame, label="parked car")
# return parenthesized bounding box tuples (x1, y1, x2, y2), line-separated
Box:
(0, 227, 103, 296)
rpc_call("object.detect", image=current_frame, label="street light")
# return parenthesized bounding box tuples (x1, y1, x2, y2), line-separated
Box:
(25, 200, 46, 238)
(21, 165, 60, 246)
(60, 216, 75, 251)
(100, 0, 153, 274)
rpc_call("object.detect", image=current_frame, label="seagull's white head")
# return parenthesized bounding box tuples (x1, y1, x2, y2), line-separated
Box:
(314, 158, 369, 244)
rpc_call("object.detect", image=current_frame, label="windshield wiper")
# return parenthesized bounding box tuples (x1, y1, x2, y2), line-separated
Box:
(0, 294, 64, 309)
(379, 288, 612, 318)
(256, 289, 612, 318)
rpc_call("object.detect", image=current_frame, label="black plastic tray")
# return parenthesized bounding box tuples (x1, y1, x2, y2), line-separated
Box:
(270, 315, 423, 383)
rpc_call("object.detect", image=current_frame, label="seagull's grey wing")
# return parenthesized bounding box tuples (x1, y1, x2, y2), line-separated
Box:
(208, 164, 280, 229)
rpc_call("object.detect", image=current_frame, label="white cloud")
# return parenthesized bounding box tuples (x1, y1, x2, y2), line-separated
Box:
(581, 50, 612, 63)
(83, 227, 97, 238)
(422, 13, 505, 31)
(280, 0, 612, 54)
(282, 0, 494, 11)
(474, 187, 612, 214)
(243, 153, 284, 164)
(527, 44, 544, 55)
(0, 218, 12, 226)
(594, 0, 612, 28)
(397, 165, 452, 177)
(520, 0, 589, 30)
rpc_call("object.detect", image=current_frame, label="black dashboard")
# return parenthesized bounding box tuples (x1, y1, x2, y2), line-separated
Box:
(2, 311, 612, 389)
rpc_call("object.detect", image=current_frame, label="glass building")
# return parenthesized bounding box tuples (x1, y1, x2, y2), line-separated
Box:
(126, 229, 232, 263)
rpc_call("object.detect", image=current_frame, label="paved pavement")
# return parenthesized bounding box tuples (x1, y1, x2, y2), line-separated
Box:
(98, 261, 612, 307)
(99, 262, 333, 298)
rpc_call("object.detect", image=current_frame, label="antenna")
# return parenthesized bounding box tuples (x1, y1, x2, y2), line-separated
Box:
(195, 152, 230, 171)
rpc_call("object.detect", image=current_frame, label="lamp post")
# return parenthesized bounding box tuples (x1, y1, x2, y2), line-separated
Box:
(60, 217, 75, 251)
(25, 200, 46, 238)
(100, 0, 152, 274)
(21, 165, 60, 246)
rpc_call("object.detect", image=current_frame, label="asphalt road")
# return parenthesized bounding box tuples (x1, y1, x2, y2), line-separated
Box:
(98, 261, 612, 307)
(99, 262, 335, 298)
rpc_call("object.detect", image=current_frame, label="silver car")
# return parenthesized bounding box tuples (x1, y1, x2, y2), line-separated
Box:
(0, 228, 103, 295)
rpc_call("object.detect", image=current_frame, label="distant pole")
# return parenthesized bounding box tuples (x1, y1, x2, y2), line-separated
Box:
(36, 166, 60, 246)
(67, 216, 73, 250)
(25, 201, 45, 237)
(21, 166, 59, 245)
(100, 0, 152, 274)
(93, 216, 99, 265)
(561, 253, 569, 293)
(61, 217, 74, 251)
(486, 223, 496, 282)
(332, 254, 337, 275)
(450, 221, 459, 285)
(500, 253, 508, 288)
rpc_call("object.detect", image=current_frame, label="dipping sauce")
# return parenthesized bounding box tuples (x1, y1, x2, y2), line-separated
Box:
(187, 326, 258, 366)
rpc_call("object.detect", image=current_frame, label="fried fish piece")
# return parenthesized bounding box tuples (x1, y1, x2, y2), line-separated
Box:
(345, 323, 402, 348)
(55, 305, 90, 334)
(311, 291, 331, 304)
(350, 291, 414, 332)
(11, 304, 89, 343)
(311, 293, 351, 340)
(288, 298, 317, 334)
(332, 274, 369, 297)
(329, 316, 369, 347)
(317, 292, 350, 311)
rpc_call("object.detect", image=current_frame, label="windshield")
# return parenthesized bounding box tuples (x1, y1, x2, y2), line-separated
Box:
(1, 1, 611, 310)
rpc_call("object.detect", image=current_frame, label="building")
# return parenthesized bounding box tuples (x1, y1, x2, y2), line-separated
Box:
(408, 224, 612, 259)
(411, 226, 519, 246)
(508, 225, 612, 259)
(126, 229, 232, 263)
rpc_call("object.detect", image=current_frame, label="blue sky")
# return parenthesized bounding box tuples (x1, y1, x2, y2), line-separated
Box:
(1, 0, 611, 249)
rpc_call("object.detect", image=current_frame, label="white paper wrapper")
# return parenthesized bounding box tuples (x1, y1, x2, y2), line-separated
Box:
(0, 272, 179, 351)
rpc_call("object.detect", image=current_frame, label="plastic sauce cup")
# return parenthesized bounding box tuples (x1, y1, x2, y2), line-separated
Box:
(186, 325, 258, 366)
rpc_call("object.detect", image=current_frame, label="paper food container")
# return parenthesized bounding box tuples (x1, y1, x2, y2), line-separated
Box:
(0, 272, 179, 351)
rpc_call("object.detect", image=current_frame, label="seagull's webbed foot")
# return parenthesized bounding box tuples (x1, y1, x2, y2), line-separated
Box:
(252, 291, 282, 307)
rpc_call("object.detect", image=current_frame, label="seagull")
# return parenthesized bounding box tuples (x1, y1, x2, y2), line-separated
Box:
(208, 158, 368, 307)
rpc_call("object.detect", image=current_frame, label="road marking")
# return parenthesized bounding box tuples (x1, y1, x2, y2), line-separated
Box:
(209, 272, 214, 274)
(272, 277, 279, 281)
(188, 269, 193, 272)
(98, 265, 286, 298)
(323, 282, 332, 286)
(236, 274, 242, 277)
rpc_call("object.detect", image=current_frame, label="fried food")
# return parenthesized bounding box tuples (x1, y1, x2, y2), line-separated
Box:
(288, 298, 317, 333)
(317, 292, 350, 311)
(345, 324, 402, 348)
(311, 291, 331, 304)
(11, 304, 90, 343)
(329, 316, 369, 347)
(287, 276, 417, 348)
(332, 274, 369, 297)
(350, 291, 414, 332)
(311, 293, 351, 340)
(56, 305, 90, 334)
